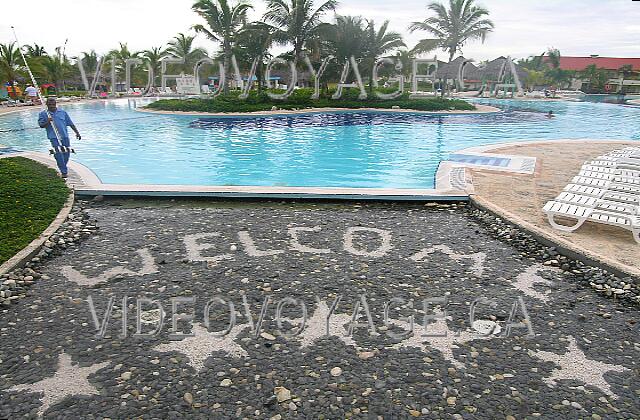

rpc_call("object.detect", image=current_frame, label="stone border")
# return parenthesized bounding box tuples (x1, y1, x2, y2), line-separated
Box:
(0, 192, 74, 277)
(470, 195, 639, 281)
(136, 103, 500, 117)
(463, 138, 640, 280)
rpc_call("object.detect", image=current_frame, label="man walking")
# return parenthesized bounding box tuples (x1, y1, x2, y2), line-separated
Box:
(38, 97, 81, 178)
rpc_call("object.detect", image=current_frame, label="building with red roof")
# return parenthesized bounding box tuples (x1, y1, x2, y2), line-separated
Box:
(555, 56, 640, 72)
(545, 55, 640, 93)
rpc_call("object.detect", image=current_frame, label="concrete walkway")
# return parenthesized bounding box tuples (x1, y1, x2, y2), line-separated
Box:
(469, 140, 640, 278)
(0, 199, 638, 418)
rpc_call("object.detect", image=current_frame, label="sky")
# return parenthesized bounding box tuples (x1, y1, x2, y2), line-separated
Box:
(1, 0, 639, 61)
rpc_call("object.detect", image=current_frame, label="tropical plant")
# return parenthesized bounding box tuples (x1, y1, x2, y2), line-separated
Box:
(395, 49, 415, 79)
(107, 43, 140, 61)
(263, 0, 338, 63)
(517, 52, 545, 72)
(545, 48, 561, 69)
(327, 15, 368, 62)
(192, 0, 252, 93)
(618, 64, 633, 94)
(25, 44, 47, 57)
(142, 46, 168, 86)
(524, 70, 548, 89)
(365, 19, 405, 91)
(80, 50, 100, 74)
(542, 48, 572, 88)
(106, 43, 140, 80)
(0, 43, 25, 93)
(166, 33, 208, 74)
(409, 0, 494, 62)
(581, 64, 609, 93)
(41, 55, 67, 90)
(233, 23, 275, 93)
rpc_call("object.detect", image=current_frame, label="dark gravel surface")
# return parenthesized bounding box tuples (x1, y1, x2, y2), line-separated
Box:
(0, 199, 638, 419)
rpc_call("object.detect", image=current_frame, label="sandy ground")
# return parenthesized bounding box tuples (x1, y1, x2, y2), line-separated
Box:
(469, 141, 639, 277)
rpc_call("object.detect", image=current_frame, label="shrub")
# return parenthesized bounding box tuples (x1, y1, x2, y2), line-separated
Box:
(145, 89, 475, 113)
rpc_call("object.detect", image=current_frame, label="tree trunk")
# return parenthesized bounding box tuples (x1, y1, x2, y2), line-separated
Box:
(369, 57, 375, 95)
(223, 45, 231, 95)
(257, 54, 264, 95)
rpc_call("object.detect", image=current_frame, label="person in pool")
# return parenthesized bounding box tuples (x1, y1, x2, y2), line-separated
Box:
(38, 97, 81, 178)
(547, 111, 554, 118)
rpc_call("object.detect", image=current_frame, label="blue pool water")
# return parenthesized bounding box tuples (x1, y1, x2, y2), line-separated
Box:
(0, 98, 638, 188)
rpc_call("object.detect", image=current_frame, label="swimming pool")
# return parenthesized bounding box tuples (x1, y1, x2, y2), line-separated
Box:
(1, 98, 638, 189)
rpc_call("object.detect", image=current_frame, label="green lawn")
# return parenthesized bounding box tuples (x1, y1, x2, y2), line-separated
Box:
(0, 157, 70, 265)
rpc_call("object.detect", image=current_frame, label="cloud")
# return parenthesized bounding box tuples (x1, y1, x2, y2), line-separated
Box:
(1, 0, 639, 61)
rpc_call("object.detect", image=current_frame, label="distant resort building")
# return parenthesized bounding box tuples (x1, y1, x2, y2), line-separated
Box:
(431, 56, 527, 95)
(548, 55, 640, 93)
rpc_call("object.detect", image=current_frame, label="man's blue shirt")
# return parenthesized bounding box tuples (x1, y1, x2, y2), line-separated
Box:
(38, 109, 74, 141)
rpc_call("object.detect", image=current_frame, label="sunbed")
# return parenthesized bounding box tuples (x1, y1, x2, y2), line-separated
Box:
(543, 195, 639, 243)
(543, 148, 640, 243)
(581, 165, 640, 179)
(587, 159, 640, 170)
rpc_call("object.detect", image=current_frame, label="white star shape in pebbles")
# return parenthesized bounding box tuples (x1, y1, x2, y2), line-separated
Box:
(153, 323, 249, 372)
(295, 301, 356, 348)
(8, 352, 108, 417)
(511, 265, 555, 302)
(392, 313, 489, 369)
(61, 248, 158, 286)
(410, 245, 487, 277)
(532, 336, 630, 399)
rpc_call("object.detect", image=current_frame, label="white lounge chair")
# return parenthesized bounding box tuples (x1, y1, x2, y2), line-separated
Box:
(572, 176, 640, 194)
(588, 159, 640, 170)
(581, 165, 640, 179)
(543, 195, 639, 243)
(577, 169, 640, 185)
(543, 148, 640, 243)
(563, 183, 640, 204)
(604, 148, 640, 159)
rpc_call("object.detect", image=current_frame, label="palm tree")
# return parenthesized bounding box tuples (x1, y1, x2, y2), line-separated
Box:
(517, 52, 545, 72)
(0, 43, 25, 96)
(618, 64, 633, 94)
(42, 54, 68, 91)
(80, 50, 100, 74)
(23, 44, 49, 83)
(192, 0, 252, 93)
(395, 49, 415, 79)
(263, 0, 338, 64)
(543, 48, 572, 88)
(328, 15, 368, 62)
(107, 43, 140, 79)
(233, 23, 275, 94)
(166, 33, 208, 74)
(365, 20, 405, 91)
(581, 64, 608, 93)
(142, 46, 168, 86)
(25, 44, 47, 57)
(409, 0, 494, 62)
(545, 48, 561, 69)
(320, 15, 367, 90)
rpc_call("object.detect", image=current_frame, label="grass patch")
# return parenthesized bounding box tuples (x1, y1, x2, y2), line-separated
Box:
(0, 157, 69, 265)
(145, 89, 475, 113)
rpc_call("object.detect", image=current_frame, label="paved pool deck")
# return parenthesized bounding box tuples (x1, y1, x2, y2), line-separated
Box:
(0, 199, 638, 418)
(467, 140, 640, 278)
